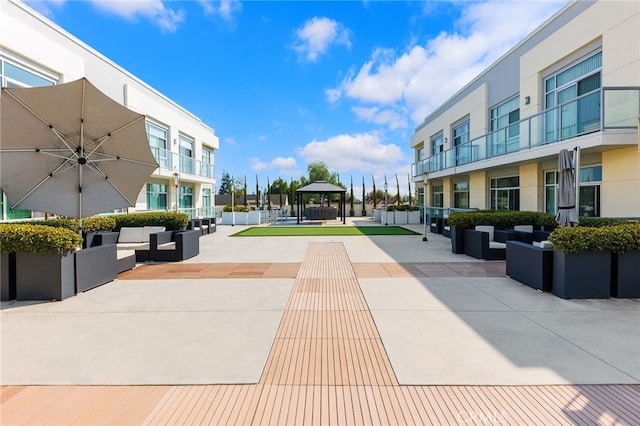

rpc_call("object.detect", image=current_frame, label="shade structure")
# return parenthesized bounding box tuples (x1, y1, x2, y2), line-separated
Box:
(0, 78, 158, 226)
(295, 181, 346, 224)
(555, 148, 578, 227)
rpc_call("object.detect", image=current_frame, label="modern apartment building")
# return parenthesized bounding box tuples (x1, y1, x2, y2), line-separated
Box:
(411, 0, 639, 219)
(1, 0, 219, 220)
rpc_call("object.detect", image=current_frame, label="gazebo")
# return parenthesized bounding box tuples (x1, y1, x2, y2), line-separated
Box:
(295, 181, 347, 224)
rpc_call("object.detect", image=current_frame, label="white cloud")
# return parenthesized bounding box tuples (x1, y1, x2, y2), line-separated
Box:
(250, 156, 297, 172)
(89, 0, 186, 32)
(297, 132, 404, 173)
(199, 0, 242, 22)
(351, 106, 408, 130)
(330, 1, 564, 124)
(292, 17, 351, 63)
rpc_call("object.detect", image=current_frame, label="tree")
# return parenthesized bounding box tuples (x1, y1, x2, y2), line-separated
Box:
(362, 176, 366, 216)
(395, 174, 401, 205)
(308, 161, 330, 183)
(372, 175, 377, 209)
(218, 171, 232, 195)
(349, 176, 354, 214)
(407, 174, 412, 206)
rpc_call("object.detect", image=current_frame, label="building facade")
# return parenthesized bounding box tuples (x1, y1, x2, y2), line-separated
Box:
(411, 0, 639, 219)
(1, 0, 219, 220)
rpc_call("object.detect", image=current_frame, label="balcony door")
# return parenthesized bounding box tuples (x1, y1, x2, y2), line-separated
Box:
(544, 52, 602, 142)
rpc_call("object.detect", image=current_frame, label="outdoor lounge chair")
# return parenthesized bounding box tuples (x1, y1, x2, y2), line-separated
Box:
(512, 225, 552, 244)
(149, 230, 200, 262)
(506, 240, 553, 291)
(464, 225, 509, 260)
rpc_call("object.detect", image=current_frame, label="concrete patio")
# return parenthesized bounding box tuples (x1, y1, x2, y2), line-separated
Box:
(1, 218, 639, 424)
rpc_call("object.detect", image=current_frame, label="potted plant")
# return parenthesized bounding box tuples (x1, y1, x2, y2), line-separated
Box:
(548, 226, 623, 299)
(81, 216, 117, 248)
(610, 222, 640, 298)
(0, 224, 82, 301)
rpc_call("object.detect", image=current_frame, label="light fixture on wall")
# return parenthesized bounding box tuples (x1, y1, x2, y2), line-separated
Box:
(525, 96, 531, 105)
(173, 138, 178, 145)
(444, 138, 448, 144)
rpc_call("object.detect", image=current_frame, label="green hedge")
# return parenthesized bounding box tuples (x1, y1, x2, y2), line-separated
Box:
(549, 222, 640, 254)
(29, 216, 116, 233)
(446, 210, 556, 229)
(0, 224, 83, 254)
(577, 216, 626, 227)
(111, 212, 189, 230)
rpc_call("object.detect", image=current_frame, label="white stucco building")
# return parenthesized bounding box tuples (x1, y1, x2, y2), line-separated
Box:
(411, 0, 639, 219)
(1, 0, 219, 220)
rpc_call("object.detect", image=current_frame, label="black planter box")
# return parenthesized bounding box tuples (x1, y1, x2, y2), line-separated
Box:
(16, 251, 76, 301)
(552, 249, 611, 299)
(1, 252, 16, 301)
(612, 250, 640, 298)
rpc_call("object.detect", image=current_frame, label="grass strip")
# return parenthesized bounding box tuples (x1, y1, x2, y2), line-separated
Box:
(231, 226, 420, 237)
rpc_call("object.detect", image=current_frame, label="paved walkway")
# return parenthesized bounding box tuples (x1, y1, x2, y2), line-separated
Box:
(1, 219, 639, 424)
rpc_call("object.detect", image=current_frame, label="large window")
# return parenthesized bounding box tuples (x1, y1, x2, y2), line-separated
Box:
(544, 52, 602, 141)
(453, 181, 469, 209)
(544, 166, 601, 217)
(579, 166, 602, 217)
(452, 120, 470, 165)
(201, 146, 214, 178)
(490, 96, 519, 155)
(146, 122, 171, 169)
(1, 55, 57, 88)
(545, 171, 557, 215)
(180, 186, 193, 209)
(431, 184, 443, 208)
(430, 133, 444, 171)
(202, 188, 212, 217)
(490, 176, 519, 211)
(179, 135, 195, 174)
(146, 183, 168, 211)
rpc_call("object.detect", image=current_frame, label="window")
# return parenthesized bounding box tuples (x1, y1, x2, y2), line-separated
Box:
(146, 183, 168, 211)
(490, 96, 520, 155)
(544, 52, 602, 141)
(180, 186, 193, 209)
(490, 176, 519, 211)
(579, 165, 602, 217)
(431, 184, 443, 208)
(453, 182, 469, 209)
(430, 133, 444, 171)
(1, 55, 57, 88)
(202, 188, 212, 217)
(452, 120, 470, 165)
(544, 171, 557, 215)
(545, 166, 601, 217)
(201, 146, 214, 178)
(146, 122, 171, 169)
(179, 135, 195, 174)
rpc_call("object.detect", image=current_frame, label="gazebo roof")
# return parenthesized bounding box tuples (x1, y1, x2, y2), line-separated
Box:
(296, 181, 346, 193)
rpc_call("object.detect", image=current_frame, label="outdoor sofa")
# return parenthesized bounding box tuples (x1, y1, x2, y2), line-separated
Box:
(463, 225, 513, 260)
(506, 240, 553, 291)
(149, 230, 200, 262)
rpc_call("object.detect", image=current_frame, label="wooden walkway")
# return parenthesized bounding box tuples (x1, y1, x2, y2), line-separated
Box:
(2, 242, 639, 425)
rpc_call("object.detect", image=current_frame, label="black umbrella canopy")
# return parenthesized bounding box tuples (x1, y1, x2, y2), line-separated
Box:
(0, 78, 159, 221)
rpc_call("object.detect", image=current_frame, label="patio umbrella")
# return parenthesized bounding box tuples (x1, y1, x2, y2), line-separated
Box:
(555, 148, 578, 227)
(0, 78, 158, 230)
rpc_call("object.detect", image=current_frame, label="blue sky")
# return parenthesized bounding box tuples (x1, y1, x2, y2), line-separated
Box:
(28, 0, 567, 199)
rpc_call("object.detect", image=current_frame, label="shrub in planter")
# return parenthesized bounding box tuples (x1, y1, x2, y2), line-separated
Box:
(111, 212, 188, 231)
(549, 224, 640, 299)
(0, 224, 83, 301)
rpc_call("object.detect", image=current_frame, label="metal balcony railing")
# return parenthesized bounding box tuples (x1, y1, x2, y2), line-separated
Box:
(412, 88, 640, 177)
(150, 147, 215, 179)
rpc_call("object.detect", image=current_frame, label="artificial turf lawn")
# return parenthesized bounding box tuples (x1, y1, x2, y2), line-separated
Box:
(231, 226, 420, 237)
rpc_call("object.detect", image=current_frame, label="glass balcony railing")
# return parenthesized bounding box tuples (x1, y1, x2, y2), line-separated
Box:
(150, 147, 215, 180)
(412, 88, 640, 177)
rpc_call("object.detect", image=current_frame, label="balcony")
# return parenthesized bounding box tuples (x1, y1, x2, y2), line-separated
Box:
(412, 88, 640, 177)
(150, 147, 215, 180)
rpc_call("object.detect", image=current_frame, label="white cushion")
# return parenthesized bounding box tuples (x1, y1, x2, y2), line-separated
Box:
(475, 225, 494, 241)
(157, 242, 176, 250)
(489, 241, 506, 249)
(118, 227, 144, 243)
(142, 226, 166, 242)
(444, 226, 451, 231)
(116, 242, 148, 250)
(514, 225, 533, 233)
